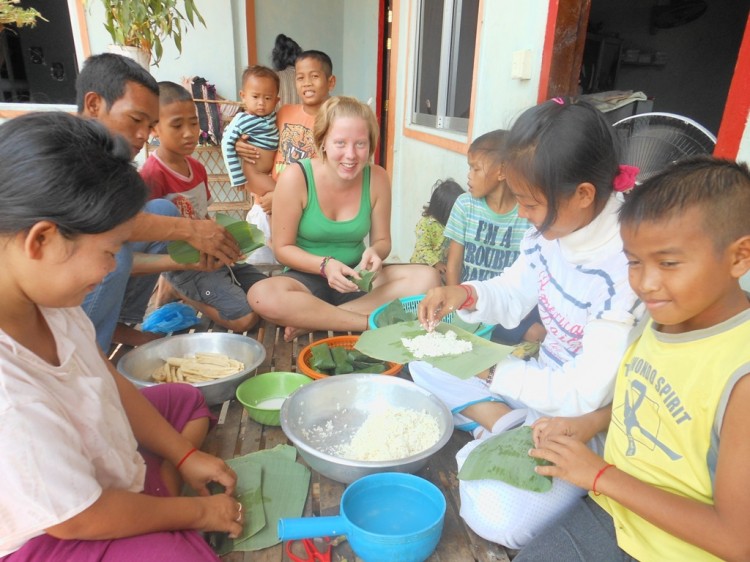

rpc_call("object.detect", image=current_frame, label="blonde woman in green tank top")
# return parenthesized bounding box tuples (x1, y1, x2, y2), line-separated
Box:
(247, 96, 440, 341)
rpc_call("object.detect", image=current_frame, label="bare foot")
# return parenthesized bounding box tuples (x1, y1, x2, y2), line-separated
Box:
(113, 323, 164, 347)
(283, 325, 311, 342)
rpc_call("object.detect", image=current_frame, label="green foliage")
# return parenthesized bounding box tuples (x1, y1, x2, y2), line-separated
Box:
(0, 0, 46, 31)
(90, 0, 206, 65)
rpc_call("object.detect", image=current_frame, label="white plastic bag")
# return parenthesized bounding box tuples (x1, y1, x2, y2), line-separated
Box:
(244, 203, 278, 265)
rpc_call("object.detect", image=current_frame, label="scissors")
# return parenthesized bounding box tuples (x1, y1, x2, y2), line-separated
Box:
(285, 537, 332, 562)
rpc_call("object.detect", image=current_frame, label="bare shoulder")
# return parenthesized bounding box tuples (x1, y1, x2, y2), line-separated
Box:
(368, 164, 391, 192)
(276, 162, 305, 193)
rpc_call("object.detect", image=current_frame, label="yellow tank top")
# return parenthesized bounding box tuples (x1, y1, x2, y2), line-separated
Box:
(594, 309, 750, 562)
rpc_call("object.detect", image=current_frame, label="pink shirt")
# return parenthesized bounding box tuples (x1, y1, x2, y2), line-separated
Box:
(0, 307, 145, 556)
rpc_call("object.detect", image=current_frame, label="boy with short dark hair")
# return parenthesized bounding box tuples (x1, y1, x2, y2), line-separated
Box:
(520, 156, 750, 561)
(234, 49, 336, 211)
(142, 81, 266, 332)
(77, 53, 240, 350)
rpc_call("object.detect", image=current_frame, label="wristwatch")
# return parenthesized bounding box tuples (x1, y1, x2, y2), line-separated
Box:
(485, 364, 497, 387)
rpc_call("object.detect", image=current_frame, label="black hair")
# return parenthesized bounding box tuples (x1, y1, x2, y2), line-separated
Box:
(0, 112, 148, 236)
(271, 34, 303, 71)
(620, 156, 750, 251)
(296, 50, 334, 77)
(241, 65, 281, 93)
(423, 179, 464, 225)
(469, 129, 509, 167)
(75, 53, 159, 113)
(157, 80, 194, 106)
(506, 98, 620, 233)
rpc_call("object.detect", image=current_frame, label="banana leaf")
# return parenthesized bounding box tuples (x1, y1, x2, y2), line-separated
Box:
(349, 269, 377, 292)
(458, 426, 552, 492)
(356, 320, 512, 379)
(168, 213, 265, 264)
(377, 299, 417, 326)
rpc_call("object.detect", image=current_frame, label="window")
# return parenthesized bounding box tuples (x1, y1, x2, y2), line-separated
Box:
(412, 0, 479, 134)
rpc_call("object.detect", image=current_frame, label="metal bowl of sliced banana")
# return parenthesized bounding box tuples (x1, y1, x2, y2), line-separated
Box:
(117, 333, 266, 406)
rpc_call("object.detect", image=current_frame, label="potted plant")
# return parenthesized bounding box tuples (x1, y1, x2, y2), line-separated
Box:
(0, 0, 45, 33)
(90, 0, 206, 67)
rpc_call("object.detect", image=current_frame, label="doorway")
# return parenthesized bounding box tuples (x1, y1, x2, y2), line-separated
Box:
(544, 0, 748, 141)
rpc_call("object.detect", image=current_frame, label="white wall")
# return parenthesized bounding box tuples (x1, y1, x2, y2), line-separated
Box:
(252, 0, 379, 103)
(83, 0, 242, 98)
(254, 0, 345, 94)
(388, 0, 551, 261)
(342, 1, 379, 103)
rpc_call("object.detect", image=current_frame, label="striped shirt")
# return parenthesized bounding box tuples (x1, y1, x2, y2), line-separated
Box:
(221, 111, 279, 187)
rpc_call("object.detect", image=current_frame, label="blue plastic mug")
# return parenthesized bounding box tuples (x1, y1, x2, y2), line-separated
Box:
(278, 472, 446, 562)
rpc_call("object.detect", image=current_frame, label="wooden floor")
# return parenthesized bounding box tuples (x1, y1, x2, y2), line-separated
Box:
(110, 314, 516, 562)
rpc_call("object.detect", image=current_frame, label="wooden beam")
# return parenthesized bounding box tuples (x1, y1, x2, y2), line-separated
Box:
(245, 0, 257, 65)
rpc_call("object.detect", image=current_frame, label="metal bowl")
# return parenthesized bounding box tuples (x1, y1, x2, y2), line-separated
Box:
(117, 333, 266, 406)
(280, 374, 453, 484)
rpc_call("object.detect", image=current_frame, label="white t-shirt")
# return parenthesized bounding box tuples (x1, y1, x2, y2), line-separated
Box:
(0, 306, 145, 556)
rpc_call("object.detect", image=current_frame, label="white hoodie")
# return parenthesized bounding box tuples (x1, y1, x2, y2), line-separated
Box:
(459, 194, 643, 417)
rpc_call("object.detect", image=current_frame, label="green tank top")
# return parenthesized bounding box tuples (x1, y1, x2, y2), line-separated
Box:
(296, 158, 372, 267)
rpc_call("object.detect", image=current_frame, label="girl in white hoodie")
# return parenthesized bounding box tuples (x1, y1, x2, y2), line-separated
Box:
(412, 97, 644, 549)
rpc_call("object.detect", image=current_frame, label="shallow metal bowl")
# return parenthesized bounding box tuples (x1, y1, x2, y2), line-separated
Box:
(117, 333, 266, 406)
(280, 374, 453, 484)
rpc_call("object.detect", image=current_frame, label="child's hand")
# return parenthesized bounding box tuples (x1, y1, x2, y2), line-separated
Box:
(433, 262, 447, 275)
(533, 407, 611, 447)
(177, 449, 238, 497)
(418, 285, 466, 331)
(529, 434, 609, 491)
(533, 416, 588, 447)
(184, 253, 228, 272)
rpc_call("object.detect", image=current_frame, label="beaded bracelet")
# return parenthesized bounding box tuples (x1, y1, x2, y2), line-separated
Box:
(592, 463, 615, 496)
(320, 256, 334, 278)
(458, 284, 475, 310)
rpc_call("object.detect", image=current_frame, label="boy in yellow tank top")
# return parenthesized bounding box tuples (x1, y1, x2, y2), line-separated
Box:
(515, 156, 750, 562)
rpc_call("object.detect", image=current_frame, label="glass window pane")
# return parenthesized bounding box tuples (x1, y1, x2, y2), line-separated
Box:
(415, 0, 444, 116)
(448, 0, 478, 119)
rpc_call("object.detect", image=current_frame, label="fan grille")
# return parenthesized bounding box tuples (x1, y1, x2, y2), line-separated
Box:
(614, 113, 716, 183)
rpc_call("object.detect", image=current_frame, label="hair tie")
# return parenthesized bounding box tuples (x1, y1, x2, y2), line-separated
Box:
(613, 164, 640, 192)
(551, 97, 565, 105)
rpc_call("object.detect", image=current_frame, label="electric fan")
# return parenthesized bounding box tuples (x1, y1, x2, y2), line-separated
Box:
(614, 112, 716, 184)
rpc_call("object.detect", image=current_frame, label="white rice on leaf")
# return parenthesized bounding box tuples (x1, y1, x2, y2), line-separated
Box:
(401, 329, 472, 359)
